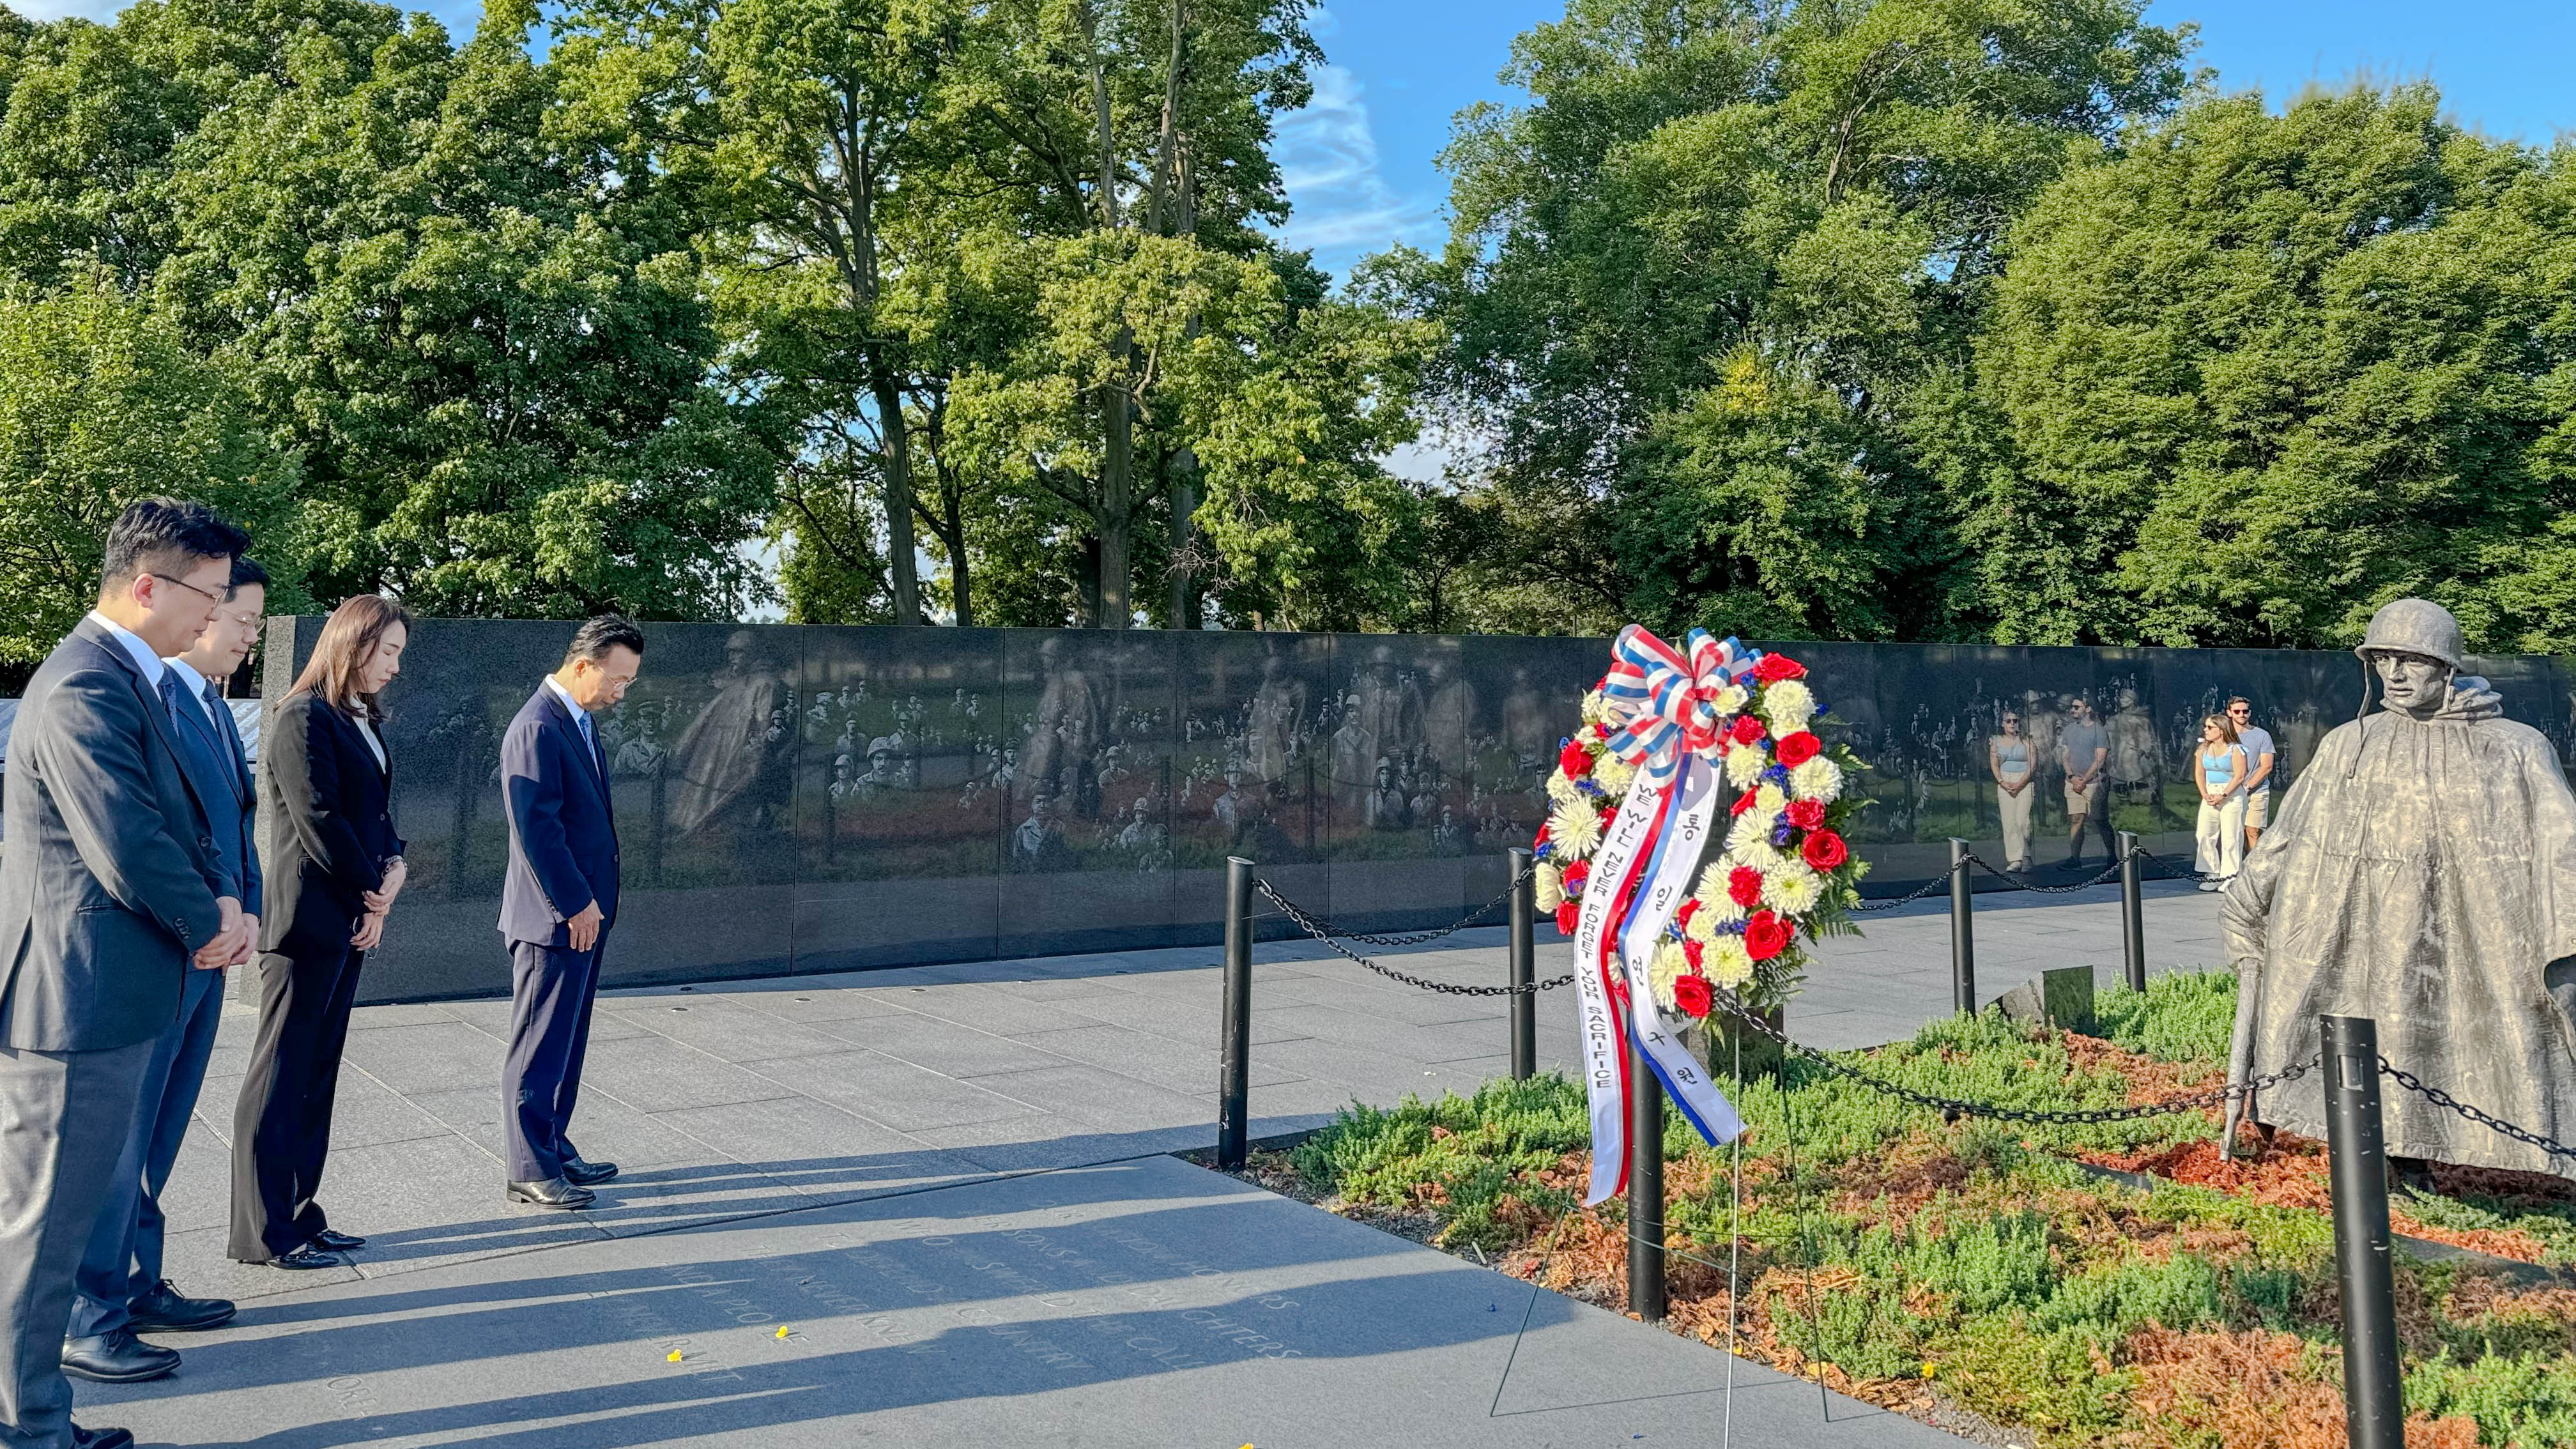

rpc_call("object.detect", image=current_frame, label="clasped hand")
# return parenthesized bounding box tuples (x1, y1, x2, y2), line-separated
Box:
(194, 896, 253, 969)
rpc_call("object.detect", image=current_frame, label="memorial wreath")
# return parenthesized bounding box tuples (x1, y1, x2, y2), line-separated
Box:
(1526, 625, 1871, 1204)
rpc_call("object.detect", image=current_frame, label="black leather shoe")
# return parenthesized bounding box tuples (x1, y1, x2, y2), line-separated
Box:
(126, 1280, 236, 1333)
(268, 1245, 344, 1269)
(72, 1425, 135, 1449)
(310, 1228, 367, 1250)
(562, 1156, 619, 1186)
(61, 1331, 179, 1384)
(505, 1176, 595, 1209)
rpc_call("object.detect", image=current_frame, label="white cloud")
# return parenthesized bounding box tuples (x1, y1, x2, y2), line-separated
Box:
(1270, 64, 1443, 267)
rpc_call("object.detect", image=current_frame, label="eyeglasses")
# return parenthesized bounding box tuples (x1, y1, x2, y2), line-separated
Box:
(149, 573, 226, 606)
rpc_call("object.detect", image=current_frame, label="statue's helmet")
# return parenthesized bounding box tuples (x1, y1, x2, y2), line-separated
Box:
(2354, 598, 2464, 670)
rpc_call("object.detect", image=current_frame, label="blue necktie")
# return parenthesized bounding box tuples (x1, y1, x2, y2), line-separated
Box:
(155, 670, 185, 727)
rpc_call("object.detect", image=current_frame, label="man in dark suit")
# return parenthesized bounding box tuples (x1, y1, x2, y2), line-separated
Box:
(0, 499, 249, 1449)
(498, 616, 643, 1209)
(63, 558, 269, 1384)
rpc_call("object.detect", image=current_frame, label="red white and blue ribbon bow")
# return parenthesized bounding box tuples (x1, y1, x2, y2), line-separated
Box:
(1598, 626, 1760, 783)
(1573, 624, 1754, 1206)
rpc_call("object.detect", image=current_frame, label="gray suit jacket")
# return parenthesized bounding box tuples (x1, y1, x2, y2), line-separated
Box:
(0, 618, 226, 1052)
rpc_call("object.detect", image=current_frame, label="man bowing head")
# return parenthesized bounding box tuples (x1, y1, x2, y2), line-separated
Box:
(498, 616, 643, 1210)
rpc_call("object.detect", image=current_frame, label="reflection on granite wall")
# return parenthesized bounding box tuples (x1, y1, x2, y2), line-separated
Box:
(256, 617, 2576, 1003)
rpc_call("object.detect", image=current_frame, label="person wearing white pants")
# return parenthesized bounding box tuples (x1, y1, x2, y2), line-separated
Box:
(1989, 710, 2036, 871)
(2192, 713, 2248, 890)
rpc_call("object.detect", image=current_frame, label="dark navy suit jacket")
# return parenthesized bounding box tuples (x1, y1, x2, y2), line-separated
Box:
(169, 671, 261, 916)
(498, 684, 618, 949)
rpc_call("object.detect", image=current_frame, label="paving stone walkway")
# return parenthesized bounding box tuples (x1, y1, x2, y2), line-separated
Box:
(86, 878, 2224, 1445)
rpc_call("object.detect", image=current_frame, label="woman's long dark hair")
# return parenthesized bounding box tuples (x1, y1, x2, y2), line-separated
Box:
(289, 595, 412, 719)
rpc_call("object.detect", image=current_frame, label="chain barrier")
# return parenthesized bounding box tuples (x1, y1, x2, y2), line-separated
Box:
(2379, 1058, 2576, 1166)
(1255, 878, 1577, 997)
(1708, 993, 2319, 1124)
(1261, 861, 1537, 947)
(1847, 861, 1963, 912)
(1963, 853, 2128, 894)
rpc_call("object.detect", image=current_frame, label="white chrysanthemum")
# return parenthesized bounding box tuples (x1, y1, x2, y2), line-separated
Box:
(1762, 861, 1823, 914)
(1724, 742, 1768, 786)
(1533, 861, 1564, 912)
(1580, 689, 1606, 724)
(1729, 837, 1784, 875)
(1726, 808, 1778, 855)
(1690, 870, 1751, 924)
(1789, 756, 1844, 802)
(1707, 936, 1756, 989)
(1712, 684, 1750, 715)
(1754, 782, 1788, 815)
(1594, 754, 1638, 793)
(1548, 803, 1604, 859)
(1762, 680, 1816, 735)
(1647, 937, 1688, 1013)
(1547, 772, 1583, 805)
(1684, 903, 1721, 943)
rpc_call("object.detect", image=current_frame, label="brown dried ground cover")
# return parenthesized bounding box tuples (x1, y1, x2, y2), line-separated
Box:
(1265, 972, 2576, 1446)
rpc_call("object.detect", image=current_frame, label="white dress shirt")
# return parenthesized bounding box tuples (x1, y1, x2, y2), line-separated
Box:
(84, 610, 165, 688)
(546, 676, 597, 755)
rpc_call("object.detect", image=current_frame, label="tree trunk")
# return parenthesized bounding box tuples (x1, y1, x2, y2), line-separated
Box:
(1079, 534, 1104, 628)
(1098, 379, 1134, 630)
(868, 365, 923, 625)
(1167, 445, 1199, 627)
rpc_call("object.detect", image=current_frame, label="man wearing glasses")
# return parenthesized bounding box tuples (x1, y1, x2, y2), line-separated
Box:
(2225, 697, 2276, 852)
(60, 558, 268, 1387)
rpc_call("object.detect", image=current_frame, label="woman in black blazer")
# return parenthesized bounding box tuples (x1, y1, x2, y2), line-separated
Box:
(229, 595, 412, 1268)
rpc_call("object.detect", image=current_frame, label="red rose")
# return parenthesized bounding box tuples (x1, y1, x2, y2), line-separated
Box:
(1785, 798, 1825, 830)
(1745, 910, 1791, 962)
(1675, 898, 1700, 931)
(1754, 654, 1807, 684)
(1728, 866, 1764, 908)
(1559, 740, 1594, 777)
(1563, 860, 1590, 896)
(1802, 829, 1849, 871)
(1775, 731, 1821, 767)
(1682, 937, 1705, 969)
(1554, 900, 1580, 934)
(1731, 788, 1760, 816)
(1728, 715, 1766, 747)
(1533, 823, 1552, 849)
(1673, 974, 1713, 1019)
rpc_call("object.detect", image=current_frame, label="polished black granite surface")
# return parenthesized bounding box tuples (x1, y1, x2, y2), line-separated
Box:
(250, 619, 2576, 1001)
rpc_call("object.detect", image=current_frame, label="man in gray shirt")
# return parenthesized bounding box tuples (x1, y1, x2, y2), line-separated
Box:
(2227, 697, 2276, 850)
(2058, 697, 2112, 869)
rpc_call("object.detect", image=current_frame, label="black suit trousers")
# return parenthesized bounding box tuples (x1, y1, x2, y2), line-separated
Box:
(228, 940, 365, 1261)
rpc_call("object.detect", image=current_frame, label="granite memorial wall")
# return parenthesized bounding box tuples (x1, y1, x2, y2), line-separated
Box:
(255, 618, 2576, 1004)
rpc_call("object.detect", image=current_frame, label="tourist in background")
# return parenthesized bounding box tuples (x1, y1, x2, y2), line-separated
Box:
(498, 617, 644, 1211)
(65, 556, 268, 1386)
(2193, 712, 2249, 890)
(0, 498, 247, 1449)
(230, 596, 410, 1269)
(2227, 696, 2276, 852)
(1988, 709, 2035, 872)
(2058, 696, 2113, 869)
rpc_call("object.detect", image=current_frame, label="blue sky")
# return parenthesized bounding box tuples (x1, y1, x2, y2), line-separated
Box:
(15, 0, 2576, 279)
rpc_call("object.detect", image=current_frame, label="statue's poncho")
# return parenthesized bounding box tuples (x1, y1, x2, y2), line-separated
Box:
(2223, 677, 2576, 1177)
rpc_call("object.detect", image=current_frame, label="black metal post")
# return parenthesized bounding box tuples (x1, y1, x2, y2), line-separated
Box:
(1218, 857, 1255, 1170)
(1627, 1034, 1666, 1322)
(2118, 830, 2147, 993)
(1508, 847, 1536, 1080)
(2322, 1015, 2404, 1449)
(1949, 837, 1976, 1015)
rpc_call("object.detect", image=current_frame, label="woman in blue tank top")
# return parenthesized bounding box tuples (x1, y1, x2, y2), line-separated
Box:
(2193, 713, 2248, 889)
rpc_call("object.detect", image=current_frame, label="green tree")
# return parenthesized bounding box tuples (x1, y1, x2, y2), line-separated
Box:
(1968, 84, 2576, 649)
(0, 0, 778, 621)
(1410, 0, 2191, 638)
(0, 278, 298, 661)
